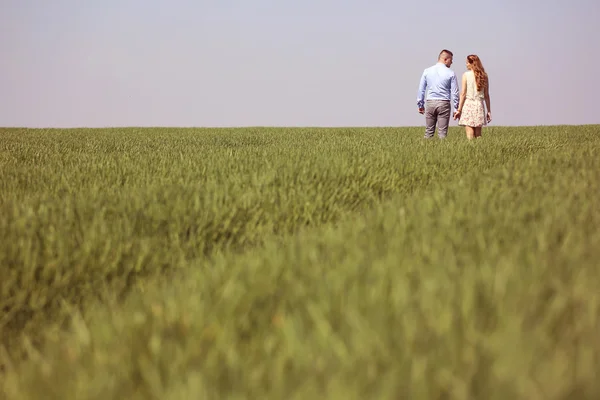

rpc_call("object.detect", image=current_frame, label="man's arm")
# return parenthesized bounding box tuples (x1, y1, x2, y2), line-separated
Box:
(450, 72, 459, 111)
(417, 70, 427, 110)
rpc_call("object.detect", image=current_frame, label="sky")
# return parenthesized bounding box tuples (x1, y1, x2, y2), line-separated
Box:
(1, 0, 599, 128)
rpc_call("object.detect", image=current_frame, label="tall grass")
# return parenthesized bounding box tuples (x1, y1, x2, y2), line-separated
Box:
(1, 126, 599, 399)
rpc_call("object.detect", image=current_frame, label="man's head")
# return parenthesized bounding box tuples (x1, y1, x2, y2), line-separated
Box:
(438, 49, 453, 67)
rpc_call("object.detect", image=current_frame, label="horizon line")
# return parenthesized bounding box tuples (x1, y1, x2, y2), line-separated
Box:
(2, 124, 599, 130)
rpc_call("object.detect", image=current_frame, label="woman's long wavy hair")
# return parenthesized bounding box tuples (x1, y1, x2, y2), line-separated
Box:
(467, 54, 488, 92)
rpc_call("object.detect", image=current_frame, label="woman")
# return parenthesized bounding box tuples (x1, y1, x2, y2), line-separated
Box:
(454, 55, 492, 139)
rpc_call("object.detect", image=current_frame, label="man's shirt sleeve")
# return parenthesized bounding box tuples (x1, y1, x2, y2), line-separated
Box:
(417, 70, 427, 108)
(451, 72, 459, 111)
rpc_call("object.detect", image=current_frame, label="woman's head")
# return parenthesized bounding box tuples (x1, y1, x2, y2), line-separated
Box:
(466, 54, 487, 91)
(466, 54, 484, 69)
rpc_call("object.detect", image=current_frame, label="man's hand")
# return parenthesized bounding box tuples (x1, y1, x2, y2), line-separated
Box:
(418, 107, 425, 114)
(453, 110, 461, 120)
(486, 112, 492, 123)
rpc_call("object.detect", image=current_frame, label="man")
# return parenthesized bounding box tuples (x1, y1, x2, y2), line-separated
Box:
(416, 49, 460, 139)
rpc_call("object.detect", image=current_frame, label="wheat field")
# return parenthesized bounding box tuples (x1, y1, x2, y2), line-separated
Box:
(1, 125, 599, 399)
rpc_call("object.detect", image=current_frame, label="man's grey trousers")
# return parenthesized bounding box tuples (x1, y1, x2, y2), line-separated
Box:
(425, 100, 451, 139)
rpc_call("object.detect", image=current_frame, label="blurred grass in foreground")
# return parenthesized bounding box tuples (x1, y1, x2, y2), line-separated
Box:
(1, 126, 599, 399)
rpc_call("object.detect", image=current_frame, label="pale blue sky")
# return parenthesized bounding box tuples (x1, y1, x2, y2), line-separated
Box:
(2, 0, 598, 127)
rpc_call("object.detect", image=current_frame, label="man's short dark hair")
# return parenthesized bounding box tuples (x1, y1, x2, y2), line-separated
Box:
(439, 49, 453, 58)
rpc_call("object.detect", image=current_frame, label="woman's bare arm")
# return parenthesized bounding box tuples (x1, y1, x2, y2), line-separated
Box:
(457, 72, 467, 112)
(484, 77, 491, 113)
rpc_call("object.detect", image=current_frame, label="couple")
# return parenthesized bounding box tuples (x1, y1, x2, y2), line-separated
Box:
(416, 49, 492, 140)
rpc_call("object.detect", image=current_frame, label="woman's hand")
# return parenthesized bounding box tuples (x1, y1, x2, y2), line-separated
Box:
(486, 112, 492, 123)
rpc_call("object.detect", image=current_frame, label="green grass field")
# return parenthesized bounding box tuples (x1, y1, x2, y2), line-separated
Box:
(1, 125, 599, 399)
